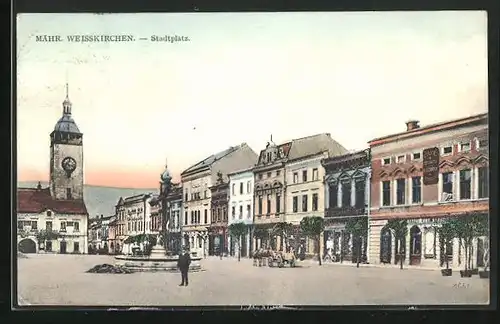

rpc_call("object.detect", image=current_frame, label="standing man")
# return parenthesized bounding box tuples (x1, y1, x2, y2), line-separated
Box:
(177, 249, 191, 286)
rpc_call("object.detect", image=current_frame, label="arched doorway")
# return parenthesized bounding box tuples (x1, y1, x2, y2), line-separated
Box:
(380, 227, 392, 264)
(409, 225, 422, 265)
(18, 238, 37, 254)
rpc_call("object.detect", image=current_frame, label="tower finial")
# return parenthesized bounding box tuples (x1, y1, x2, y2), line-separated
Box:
(66, 82, 69, 99)
(270, 134, 273, 142)
(62, 81, 72, 115)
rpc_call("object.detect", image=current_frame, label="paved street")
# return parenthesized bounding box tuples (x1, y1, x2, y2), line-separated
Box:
(17, 254, 489, 306)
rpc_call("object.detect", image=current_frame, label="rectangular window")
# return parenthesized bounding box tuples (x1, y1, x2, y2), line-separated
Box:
(442, 146, 453, 155)
(74, 242, 80, 253)
(223, 208, 227, 222)
(31, 221, 38, 230)
(204, 209, 208, 224)
(442, 172, 454, 200)
(329, 184, 338, 209)
(239, 182, 244, 194)
(478, 167, 489, 198)
(258, 197, 263, 215)
(382, 181, 391, 206)
(478, 138, 488, 149)
(184, 211, 188, 225)
(211, 209, 215, 223)
(459, 169, 472, 200)
(66, 188, 72, 199)
(341, 180, 351, 207)
(302, 195, 308, 212)
(302, 170, 308, 182)
(293, 196, 298, 213)
(204, 190, 207, 199)
(354, 178, 365, 208)
(276, 194, 281, 214)
(17, 221, 23, 230)
(247, 204, 251, 218)
(276, 170, 281, 176)
(232, 206, 236, 219)
(312, 193, 318, 211)
(217, 208, 221, 222)
(46, 221, 52, 231)
(382, 158, 391, 165)
(267, 172, 272, 178)
(247, 181, 251, 193)
(412, 152, 421, 160)
(396, 179, 406, 205)
(61, 222, 66, 232)
(185, 192, 188, 201)
(191, 211, 194, 224)
(74, 222, 79, 231)
(312, 168, 319, 181)
(266, 194, 271, 214)
(396, 155, 405, 163)
(258, 174, 263, 180)
(239, 205, 243, 219)
(293, 172, 298, 184)
(460, 142, 470, 152)
(232, 184, 235, 195)
(411, 176, 422, 203)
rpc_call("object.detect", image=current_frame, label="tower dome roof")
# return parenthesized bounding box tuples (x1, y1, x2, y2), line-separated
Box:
(54, 115, 81, 134)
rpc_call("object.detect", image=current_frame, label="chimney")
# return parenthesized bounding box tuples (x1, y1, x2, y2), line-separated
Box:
(101, 214, 104, 219)
(405, 120, 420, 131)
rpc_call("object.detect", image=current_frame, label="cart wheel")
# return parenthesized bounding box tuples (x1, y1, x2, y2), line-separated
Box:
(278, 263, 284, 268)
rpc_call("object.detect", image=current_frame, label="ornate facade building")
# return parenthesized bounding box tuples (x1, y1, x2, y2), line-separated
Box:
(252, 137, 291, 250)
(208, 172, 230, 256)
(17, 85, 89, 254)
(253, 133, 347, 253)
(181, 143, 258, 257)
(368, 114, 489, 269)
(227, 167, 255, 257)
(322, 149, 370, 263)
(114, 197, 126, 254)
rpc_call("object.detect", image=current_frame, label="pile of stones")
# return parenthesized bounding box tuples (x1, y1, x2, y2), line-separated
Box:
(17, 252, 28, 259)
(86, 264, 133, 274)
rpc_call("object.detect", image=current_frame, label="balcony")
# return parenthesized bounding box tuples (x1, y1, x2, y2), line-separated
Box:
(325, 206, 366, 218)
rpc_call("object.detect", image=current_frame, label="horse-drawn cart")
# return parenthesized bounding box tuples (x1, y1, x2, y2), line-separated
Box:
(268, 251, 296, 268)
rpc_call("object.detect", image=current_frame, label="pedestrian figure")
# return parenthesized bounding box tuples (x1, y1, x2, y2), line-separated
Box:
(177, 249, 191, 286)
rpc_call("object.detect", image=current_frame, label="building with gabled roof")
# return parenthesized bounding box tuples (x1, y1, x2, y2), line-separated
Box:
(181, 143, 258, 257)
(253, 133, 348, 254)
(17, 85, 89, 254)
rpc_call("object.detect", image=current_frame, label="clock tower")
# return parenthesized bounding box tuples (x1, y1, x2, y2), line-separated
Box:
(49, 83, 84, 200)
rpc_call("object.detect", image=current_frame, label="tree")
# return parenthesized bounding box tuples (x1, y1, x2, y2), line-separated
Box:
(35, 229, 60, 250)
(228, 222, 248, 261)
(437, 219, 456, 270)
(454, 212, 488, 272)
(345, 217, 368, 268)
(253, 227, 269, 248)
(271, 222, 294, 251)
(300, 216, 325, 266)
(385, 218, 408, 270)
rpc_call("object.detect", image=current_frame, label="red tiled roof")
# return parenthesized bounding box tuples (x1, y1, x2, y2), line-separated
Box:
(17, 187, 88, 215)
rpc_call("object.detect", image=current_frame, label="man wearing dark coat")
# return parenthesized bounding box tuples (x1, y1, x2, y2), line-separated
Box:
(177, 249, 191, 286)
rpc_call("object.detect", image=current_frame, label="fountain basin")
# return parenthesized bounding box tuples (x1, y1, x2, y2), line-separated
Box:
(114, 255, 202, 272)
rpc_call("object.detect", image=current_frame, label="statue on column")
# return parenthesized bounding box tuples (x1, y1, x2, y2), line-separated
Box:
(159, 158, 173, 252)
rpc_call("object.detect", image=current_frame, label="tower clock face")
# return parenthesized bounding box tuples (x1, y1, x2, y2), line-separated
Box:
(61, 157, 77, 173)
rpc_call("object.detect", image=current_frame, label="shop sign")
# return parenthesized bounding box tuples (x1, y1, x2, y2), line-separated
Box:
(406, 218, 445, 225)
(423, 147, 439, 185)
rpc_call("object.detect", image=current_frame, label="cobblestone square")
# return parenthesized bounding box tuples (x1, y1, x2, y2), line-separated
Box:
(17, 255, 489, 307)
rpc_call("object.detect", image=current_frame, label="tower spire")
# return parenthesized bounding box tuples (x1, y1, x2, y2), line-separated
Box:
(62, 81, 72, 115)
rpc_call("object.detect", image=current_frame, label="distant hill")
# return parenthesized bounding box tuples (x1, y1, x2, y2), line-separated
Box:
(17, 181, 158, 219)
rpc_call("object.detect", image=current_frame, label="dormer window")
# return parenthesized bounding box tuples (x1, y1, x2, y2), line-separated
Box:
(396, 155, 406, 163)
(46, 210, 52, 217)
(382, 158, 391, 165)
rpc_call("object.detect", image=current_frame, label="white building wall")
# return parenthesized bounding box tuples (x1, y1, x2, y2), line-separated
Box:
(228, 170, 254, 257)
(17, 210, 88, 254)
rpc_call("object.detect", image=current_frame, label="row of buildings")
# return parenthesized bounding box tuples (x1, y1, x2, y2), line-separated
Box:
(93, 113, 489, 270)
(16, 87, 489, 269)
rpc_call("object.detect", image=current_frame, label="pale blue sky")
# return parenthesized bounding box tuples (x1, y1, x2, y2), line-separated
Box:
(17, 11, 488, 187)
